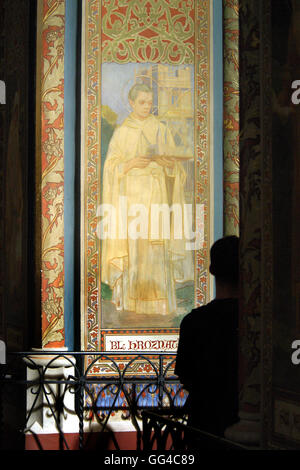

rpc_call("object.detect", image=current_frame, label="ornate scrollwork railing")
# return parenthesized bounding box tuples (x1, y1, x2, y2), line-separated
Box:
(0, 351, 188, 450)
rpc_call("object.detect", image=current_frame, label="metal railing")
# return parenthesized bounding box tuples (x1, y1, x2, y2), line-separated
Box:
(0, 351, 187, 450)
(142, 410, 251, 451)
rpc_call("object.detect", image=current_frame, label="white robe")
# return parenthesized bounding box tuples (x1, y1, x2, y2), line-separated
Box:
(101, 113, 193, 315)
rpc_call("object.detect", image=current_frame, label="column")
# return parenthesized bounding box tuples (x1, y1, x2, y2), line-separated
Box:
(224, 0, 262, 445)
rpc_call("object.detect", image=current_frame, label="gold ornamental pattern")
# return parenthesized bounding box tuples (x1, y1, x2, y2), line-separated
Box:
(101, 0, 195, 64)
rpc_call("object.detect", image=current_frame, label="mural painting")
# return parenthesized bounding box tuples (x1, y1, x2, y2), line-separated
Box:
(100, 63, 196, 330)
(81, 0, 211, 373)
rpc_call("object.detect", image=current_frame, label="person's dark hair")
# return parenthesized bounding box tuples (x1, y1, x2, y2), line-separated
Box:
(209, 235, 239, 283)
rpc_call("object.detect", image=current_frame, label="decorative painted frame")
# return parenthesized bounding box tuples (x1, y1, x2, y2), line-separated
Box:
(36, 0, 66, 349)
(80, 0, 213, 373)
(223, 0, 239, 236)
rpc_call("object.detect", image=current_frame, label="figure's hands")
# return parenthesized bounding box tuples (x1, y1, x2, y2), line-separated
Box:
(155, 156, 175, 169)
(123, 157, 150, 174)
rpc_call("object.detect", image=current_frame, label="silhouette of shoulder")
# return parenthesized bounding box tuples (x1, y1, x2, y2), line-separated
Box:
(179, 298, 238, 331)
(175, 299, 239, 384)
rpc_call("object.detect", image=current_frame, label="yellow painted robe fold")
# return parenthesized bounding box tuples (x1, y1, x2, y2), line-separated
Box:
(101, 113, 193, 315)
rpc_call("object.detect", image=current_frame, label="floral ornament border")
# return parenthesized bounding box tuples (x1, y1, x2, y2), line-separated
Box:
(101, 0, 195, 64)
(37, 0, 66, 348)
(81, 0, 212, 354)
(223, 0, 239, 236)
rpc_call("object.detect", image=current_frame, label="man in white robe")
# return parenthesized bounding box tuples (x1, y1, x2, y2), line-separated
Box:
(100, 83, 193, 315)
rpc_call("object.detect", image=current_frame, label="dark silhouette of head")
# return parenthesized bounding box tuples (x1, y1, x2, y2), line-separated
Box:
(209, 236, 239, 285)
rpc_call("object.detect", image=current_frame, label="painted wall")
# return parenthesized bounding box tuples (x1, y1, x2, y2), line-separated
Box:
(62, 0, 224, 350)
